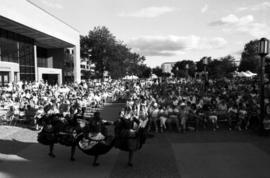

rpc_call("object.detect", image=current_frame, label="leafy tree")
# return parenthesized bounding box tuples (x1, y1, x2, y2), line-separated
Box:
(162, 72, 171, 78)
(207, 55, 237, 79)
(196, 56, 212, 72)
(81, 26, 146, 79)
(238, 40, 260, 73)
(81, 70, 92, 80)
(152, 67, 163, 77)
(171, 60, 196, 78)
(137, 65, 151, 79)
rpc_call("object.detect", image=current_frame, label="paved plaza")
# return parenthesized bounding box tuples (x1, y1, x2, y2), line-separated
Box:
(1, 103, 270, 178)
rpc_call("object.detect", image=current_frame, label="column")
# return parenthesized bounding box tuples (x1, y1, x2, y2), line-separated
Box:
(10, 71, 14, 83)
(34, 44, 38, 82)
(73, 43, 81, 83)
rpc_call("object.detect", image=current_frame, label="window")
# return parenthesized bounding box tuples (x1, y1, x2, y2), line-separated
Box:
(0, 28, 35, 82)
(19, 42, 35, 82)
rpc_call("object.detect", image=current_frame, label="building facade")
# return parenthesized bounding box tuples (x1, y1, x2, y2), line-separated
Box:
(161, 62, 176, 74)
(0, 0, 80, 86)
(80, 59, 93, 80)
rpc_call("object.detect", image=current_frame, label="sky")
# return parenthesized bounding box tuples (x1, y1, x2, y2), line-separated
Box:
(28, 0, 270, 67)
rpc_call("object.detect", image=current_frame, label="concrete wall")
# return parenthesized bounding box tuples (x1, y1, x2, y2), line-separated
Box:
(0, 61, 20, 82)
(38, 67, 62, 85)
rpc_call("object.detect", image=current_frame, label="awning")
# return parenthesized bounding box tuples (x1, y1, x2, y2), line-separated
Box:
(0, 16, 74, 48)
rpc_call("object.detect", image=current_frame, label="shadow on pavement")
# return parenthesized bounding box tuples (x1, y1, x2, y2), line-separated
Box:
(0, 138, 119, 178)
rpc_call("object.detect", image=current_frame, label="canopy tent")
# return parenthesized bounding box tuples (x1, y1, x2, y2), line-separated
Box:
(245, 71, 257, 77)
(123, 75, 139, 80)
(234, 71, 257, 78)
(150, 74, 158, 79)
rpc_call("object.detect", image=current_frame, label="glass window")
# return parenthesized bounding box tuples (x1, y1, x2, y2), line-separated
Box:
(0, 28, 35, 82)
(0, 37, 19, 63)
(19, 41, 35, 82)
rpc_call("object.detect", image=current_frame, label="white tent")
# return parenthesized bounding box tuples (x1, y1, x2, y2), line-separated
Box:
(150, 74, 158, 79)
(245, 71, 257, 77)
(123, 75, 139, 80)
(234, 71, 257, 78)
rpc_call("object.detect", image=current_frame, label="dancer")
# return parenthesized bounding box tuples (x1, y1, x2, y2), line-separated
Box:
(38, 113, 79, 161)
(76, 112, 114, 166)
(114, 106, 148, 167)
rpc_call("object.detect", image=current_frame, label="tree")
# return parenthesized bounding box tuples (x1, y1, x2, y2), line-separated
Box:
(152, 67, 163, 77)
(238, 40, 260, 73)
(81, 26, 147, 79)
(137, 65, 151, 79)
(207, 55, 237, 79)
(196, 56, 212, 72)
(80, 26, 116, 78)
(171, 60, 196, 78)
(81, 70, 92, 80)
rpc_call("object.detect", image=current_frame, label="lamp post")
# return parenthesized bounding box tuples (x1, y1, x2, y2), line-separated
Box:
(203, 58, 208, 91)
(185, 64, 189, 80)
(176, 66, 179, 78)
(258, 38, 269, 134)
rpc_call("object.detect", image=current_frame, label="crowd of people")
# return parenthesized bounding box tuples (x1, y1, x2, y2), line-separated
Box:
(0, 77, 266, 133)
(0, 79, 126, 129)
(1, 77, 269, 166)
(119, 77, 264, 134)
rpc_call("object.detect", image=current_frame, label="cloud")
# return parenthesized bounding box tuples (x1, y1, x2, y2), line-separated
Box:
(236, 2, 270, 11)
(118, 6, 175, 18)
(236, 7, 249, 12)
(40, 0, 63, 9)
(128, 35, 227, 57)
(233, 50, 243, 56)
(210, 14, 270, 37)
(251, 2, 270, 11)
(201, 4, 208, 13)
(210, 14, 253, 26)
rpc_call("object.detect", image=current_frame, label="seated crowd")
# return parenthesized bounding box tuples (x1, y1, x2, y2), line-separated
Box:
(120, 77, 261, 133)
(0, 77, 265, 133)
(0, 80, 126, 129)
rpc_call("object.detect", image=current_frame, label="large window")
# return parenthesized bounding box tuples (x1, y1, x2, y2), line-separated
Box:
(0, 37, 18, 63)
(0, 28, 35, 82)
(19, 42, 35, 82)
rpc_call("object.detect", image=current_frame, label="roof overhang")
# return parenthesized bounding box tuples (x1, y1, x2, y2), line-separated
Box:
(0, 16, 74, 48)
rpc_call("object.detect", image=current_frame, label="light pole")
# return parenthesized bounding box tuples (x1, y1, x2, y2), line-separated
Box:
(258, 38, 269, 134)
(203, 57, 208, 91)
(185, 64, 189, 80)
(176, 66, 179, 78)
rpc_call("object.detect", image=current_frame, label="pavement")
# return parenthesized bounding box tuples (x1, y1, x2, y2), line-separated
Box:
(0, 103, 270, 178)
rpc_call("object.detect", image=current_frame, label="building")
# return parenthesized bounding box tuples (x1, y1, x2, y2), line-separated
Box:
(161, 62, 176, 74)
(80, 59, 94, 80)
(0, 0, 80, 86)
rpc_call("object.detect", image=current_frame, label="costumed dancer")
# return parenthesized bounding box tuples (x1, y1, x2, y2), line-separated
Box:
(37, 111, 57, 158)
(38, 109, 79, 161)
(114, 105, 148, 167)
(77, 112, 114, 166)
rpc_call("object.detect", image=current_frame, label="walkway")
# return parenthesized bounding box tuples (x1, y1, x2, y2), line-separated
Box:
(0, 103, 270, 178)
